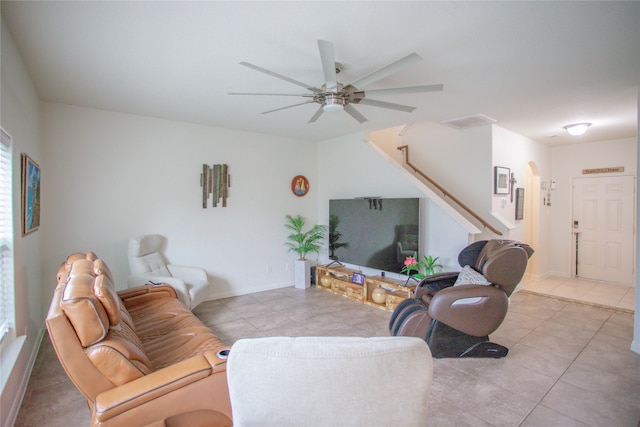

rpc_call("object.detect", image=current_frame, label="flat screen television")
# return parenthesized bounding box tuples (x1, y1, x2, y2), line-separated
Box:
(329, 198, 420, 274)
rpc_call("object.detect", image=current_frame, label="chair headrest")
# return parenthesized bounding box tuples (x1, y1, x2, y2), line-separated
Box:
(128, 234, 165, 257)
(458, 239, 534, 296)
(59, 253, 121, 347)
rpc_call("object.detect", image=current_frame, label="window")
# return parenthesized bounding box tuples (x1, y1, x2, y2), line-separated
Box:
(0, 128, 14, 342)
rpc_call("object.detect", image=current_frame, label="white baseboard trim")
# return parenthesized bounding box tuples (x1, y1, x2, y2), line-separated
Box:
(207, 281, 294, 301)
(2, 327, 45, 427)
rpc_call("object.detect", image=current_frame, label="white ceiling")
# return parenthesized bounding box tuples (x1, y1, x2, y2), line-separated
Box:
(2, 1, 639, 144)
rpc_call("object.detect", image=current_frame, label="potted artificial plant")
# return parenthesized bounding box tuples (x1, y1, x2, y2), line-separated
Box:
(284, 214, 327, 289)
(401, 253, 443, 285)
(328, 214, 349, 260)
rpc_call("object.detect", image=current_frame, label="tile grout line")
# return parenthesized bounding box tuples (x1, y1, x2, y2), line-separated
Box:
(516, 299, 616, 426)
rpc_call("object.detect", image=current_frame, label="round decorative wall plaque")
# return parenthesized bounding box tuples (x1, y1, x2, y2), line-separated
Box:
(291, 175, 309, 197)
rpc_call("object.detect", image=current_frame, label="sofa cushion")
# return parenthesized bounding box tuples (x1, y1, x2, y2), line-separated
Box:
(131, 252, 172, 276)
(454, 265, 491, 286)
(126, 297, 225, 369)
(61, 272, 110, 347)
(85, 322, 154, 386)
(227, 337, 433, 427)
(93, 258, 114, 283)
(93, 274, 121, 326)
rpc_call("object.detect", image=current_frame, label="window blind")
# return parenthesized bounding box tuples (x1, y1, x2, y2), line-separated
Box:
(0, 128, 13, 342)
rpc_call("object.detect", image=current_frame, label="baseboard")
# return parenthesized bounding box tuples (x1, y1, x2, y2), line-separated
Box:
(208, 281, 294, 301)
(2, 327, 46, 427)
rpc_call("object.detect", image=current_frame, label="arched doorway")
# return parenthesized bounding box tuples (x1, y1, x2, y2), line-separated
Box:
(524, 161, 541, 277)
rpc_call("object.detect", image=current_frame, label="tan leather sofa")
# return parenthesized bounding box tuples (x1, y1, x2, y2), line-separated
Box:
(46, 252, 232, 427)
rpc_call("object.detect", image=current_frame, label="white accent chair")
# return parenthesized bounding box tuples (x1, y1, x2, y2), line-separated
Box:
(226, 336, 433, 427)
(127, 234, 210, 310)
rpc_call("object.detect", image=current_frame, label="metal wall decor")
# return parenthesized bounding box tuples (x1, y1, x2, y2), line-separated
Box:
(515, 188, 525, 220)
(201, 164, 230, 208)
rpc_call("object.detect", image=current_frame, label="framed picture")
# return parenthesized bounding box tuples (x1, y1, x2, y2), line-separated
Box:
(291, 175, 309, 197)
(351, 273, 365, 285)
(494, 166, 510, 195)
(21, 153, 41, 235)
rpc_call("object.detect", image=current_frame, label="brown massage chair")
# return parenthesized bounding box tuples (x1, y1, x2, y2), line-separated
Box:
(389, 239, 533, 358)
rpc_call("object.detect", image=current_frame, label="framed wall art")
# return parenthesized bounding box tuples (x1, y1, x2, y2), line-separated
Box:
(494, 166, 510, 195)
(21, 153, 41, 235)
(291, 175, 309, 197)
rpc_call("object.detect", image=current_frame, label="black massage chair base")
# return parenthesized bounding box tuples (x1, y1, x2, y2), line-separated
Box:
(426, 320, 509, 359)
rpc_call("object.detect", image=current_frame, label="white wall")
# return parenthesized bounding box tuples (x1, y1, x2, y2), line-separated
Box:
(550, 137, 637, 277)
(491, 125, 552, 277)
(316, 132, 468, 279)
(367, 121, 552, 278)
(0, 19, 44, 427)
(41, 103, 319, 298)
(396, 122, 494, 226)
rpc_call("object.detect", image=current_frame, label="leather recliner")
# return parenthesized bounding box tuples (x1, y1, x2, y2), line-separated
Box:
(128, 234, 210, 310)
(389, 240, 533, 358)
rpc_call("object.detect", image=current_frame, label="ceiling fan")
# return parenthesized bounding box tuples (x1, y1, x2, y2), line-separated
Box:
(229, 40, 443, 124)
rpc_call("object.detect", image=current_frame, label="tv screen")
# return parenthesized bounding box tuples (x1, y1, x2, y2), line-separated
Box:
(329, 198, 420, 274)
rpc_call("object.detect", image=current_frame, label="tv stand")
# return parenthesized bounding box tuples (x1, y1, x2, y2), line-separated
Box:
(315, 265, 416, 312)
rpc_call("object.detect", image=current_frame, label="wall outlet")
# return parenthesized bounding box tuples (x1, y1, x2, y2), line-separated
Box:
(285, 262, 291, 272)
(266, 264, 273, 274)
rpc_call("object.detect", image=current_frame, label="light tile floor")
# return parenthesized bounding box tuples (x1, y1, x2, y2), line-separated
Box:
(521, 276, 635, 312)
(14, 280, 640, 427)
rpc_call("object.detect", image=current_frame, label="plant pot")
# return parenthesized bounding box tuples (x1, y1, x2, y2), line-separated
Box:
(294, 259, 311, 289)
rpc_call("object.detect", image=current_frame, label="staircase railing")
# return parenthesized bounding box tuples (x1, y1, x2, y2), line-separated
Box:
(397, 145, 502, 236)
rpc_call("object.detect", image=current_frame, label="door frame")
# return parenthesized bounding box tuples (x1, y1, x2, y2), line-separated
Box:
(570, 174, 637, 285)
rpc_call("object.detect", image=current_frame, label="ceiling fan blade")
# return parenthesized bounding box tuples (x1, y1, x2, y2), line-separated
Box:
(308, 106, 324, 123)
(357, 98, 416, 112)
(240, 62, 320, 92)
(261, 100, 315, 114)
(363, 84, 444, 97)
(344, 104, 368, 123)
(318, 40, 338, 91)
(349, 52, 421, 89)
(229, 92, 312, 97)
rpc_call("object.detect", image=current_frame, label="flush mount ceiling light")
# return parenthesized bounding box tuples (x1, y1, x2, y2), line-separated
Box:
(563, 123, 591, 136)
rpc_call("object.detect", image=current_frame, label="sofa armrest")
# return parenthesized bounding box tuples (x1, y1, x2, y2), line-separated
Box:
(93, 355, 223, 423)
(118, 284, 178, 309)
(428, 284, 509, 337)
(127, 274, 191, 307)
(167, 264, 208, 282)
(414, 272, 458, 299)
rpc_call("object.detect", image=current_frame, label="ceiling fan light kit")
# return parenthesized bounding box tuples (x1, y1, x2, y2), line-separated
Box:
(563, 122, 591, 136)
(230, 40, 443, 124)
(323, 95, 345, 112)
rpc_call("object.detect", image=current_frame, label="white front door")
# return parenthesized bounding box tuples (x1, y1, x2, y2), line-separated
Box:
(572, 175, 635, 285)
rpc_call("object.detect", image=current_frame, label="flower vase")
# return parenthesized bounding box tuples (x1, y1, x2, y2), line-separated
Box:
(371, 287, 387, 304)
